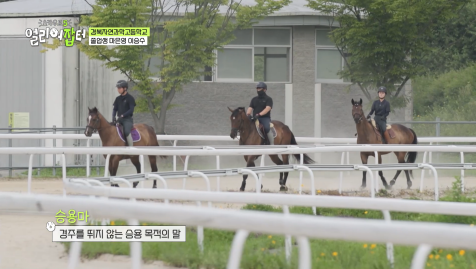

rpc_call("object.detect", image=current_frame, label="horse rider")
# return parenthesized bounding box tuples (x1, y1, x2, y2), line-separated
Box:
(246, 82, 274, 145)
(112, 80, 136, 146)
(367, 86, 390, 144)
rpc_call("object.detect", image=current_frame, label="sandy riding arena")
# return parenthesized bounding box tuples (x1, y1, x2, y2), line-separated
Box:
(0, 168, 473, 269)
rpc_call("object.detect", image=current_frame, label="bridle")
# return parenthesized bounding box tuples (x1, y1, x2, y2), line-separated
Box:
(231, 116, 244, 134)
(352, 106, 363, 124)
(86, 116, 100, 133)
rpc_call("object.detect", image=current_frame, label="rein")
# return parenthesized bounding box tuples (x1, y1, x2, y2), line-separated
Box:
(353, 112, 363, 124)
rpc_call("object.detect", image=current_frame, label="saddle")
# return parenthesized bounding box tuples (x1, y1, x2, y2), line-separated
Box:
(115, 122, 141, 144)
(370, 119, 395, 140)
(254, 119, 277, 145)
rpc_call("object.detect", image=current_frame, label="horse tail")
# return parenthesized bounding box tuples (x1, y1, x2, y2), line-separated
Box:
(290, 133, 315, 164)
(405, 128, 418, 178)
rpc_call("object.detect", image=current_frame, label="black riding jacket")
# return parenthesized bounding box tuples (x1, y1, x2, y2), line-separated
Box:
(368, 99, 390, 119)
(113, 93, 136, 119)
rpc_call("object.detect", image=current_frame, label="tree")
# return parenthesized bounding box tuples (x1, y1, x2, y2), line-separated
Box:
(306, 0, 470, 109)
(42, 0, 290, 134)
(418, 0, 476, 75)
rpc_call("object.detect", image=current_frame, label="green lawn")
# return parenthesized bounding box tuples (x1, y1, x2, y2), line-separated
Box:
(62, 178, 476, 269)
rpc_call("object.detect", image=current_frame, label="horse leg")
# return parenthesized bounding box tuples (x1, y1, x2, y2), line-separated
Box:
(241, 155, 257, 191)
(377, 153, 390, 190)
(360, 153, 368, 189)
(269, 154, 286, 191)
(110, 155, 121, 188)
(281, 154, 290, 188)
(148, 155, 158, 189)
(130, 156, 141, 188)
(390, 152, 406, 187)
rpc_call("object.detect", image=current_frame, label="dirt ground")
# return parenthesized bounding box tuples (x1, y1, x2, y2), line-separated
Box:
(0, 167, 474, 269)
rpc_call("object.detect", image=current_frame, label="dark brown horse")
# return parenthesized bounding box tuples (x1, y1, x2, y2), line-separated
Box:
(84, 107, 166, 188)
(228, 107, 315, 192)
(351, 99, 418, 190)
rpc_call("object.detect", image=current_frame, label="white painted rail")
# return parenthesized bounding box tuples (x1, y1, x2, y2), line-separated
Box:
(1, 191, 476, 269)
(2, 133, 476, 144)
(3, 144, 476, 155)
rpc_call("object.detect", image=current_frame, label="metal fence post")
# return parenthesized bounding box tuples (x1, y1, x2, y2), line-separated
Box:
(436, 117, 440, 162)
(435, 117, 440, 137)
(53, 125, 56, 176)
(8, 125, 12, 177)
(37, 129, 41, 176)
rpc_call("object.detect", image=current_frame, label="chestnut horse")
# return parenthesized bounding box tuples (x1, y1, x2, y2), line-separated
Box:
(351, 99, 418, 190)
(84, 107, 166, 188)
(228, 107, 315, 192)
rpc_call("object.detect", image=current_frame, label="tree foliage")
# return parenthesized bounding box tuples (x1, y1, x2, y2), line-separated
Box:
(418, 0, 476, 75)
(306, 0, 470, 109)
(413, 64, 476, 117)
(42, 0, 290, 134)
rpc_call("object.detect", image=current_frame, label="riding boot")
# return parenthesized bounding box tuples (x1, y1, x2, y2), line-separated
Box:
(381, 131, 387, 144)
(126, 134, 134, 147)
(267, 131, 274, 145)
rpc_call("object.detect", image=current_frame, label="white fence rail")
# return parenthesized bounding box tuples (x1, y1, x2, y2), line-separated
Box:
(2, 133, 475, 174)
(2, 144, 476, 193)
(2, 191, 476, 269)
(64, 182, 476, 268)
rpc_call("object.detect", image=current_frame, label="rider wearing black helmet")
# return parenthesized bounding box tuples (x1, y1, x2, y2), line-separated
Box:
(247, 81, 274, 145)
(367, 86, 390, 143)
(112, 79, 136, 146)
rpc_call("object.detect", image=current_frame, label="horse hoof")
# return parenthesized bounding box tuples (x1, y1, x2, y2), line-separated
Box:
(360, 185, 366, 189)
(152, 185, 157, 189)
(385, 185, 392, 190)
(279, 186, 288, 192)
(240, 188, 245, 192)
(390, 179, 396, 186)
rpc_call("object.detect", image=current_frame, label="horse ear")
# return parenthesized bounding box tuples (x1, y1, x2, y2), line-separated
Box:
(227, 107, 234, 112)
(88, 107, 91, 112)
(351, 99, 354, 105)
(359, 98, 362, 105)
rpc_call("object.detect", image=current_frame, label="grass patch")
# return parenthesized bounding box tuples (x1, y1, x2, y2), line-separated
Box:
(17, 167, 106, 178)
(64, 177, 476, 269)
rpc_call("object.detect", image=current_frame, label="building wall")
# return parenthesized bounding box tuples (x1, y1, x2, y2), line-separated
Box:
(291, 26, 317, 138)
(0, 37, 45, 170)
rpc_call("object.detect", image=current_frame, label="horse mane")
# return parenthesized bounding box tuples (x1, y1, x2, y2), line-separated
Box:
(231, 107, 245, 117)
(89, 106, 115, 126)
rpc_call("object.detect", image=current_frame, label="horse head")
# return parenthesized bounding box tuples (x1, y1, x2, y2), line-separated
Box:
(228, 106, 246, 139)
(351, 98, 364, 124)
(85, 107, 101, 137)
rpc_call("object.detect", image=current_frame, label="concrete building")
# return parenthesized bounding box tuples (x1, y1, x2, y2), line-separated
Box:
(0, 0, 412, 169)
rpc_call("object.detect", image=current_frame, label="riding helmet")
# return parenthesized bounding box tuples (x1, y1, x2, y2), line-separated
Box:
(377, 86, 387, 94)
(116, 80, 128, 89)
(256, 82, 267, 89)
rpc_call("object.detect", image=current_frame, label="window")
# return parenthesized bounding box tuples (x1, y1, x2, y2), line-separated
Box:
(144, 27, 213, 82)
(216, 27, 292, 82)
(315, 29, 348, 82)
